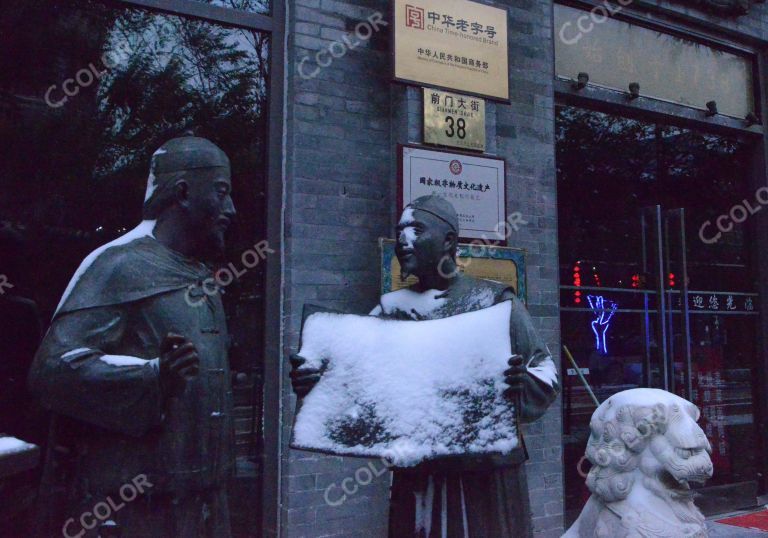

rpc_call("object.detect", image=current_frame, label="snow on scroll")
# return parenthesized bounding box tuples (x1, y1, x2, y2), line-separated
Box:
(291, 301, 519, 467)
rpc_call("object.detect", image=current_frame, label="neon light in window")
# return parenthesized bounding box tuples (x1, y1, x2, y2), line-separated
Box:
(587, 295, 618, 354)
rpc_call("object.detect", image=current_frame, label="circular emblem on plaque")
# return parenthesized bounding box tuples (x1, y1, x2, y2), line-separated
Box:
(449, 160, 463, 175)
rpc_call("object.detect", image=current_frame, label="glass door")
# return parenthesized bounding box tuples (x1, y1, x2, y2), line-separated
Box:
(651, 204, 761, 514)
(557, 105, 761, 522)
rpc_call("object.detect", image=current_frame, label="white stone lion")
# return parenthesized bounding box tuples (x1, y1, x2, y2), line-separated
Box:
(564, 388, 713, 538)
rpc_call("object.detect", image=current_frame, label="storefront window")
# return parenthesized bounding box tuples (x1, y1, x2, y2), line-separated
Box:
(0, 1, 269, 534)
(557, 106, 760, 521)
(192, 0, 270, 14)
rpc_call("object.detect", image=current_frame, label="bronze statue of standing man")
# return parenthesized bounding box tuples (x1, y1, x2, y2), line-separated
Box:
(29, 135, 237, 537)
(292, 195, 559, 537)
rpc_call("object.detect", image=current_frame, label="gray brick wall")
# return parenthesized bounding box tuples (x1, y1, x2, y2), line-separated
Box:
(282, 0, 562, 535)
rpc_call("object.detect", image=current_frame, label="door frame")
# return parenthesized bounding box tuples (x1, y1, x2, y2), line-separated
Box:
(752, 51, 768, 497)
(113, 0, 286, 534)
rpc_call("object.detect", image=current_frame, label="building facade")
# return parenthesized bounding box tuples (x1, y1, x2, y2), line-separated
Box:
(279, 0, 561, 535)
(2, 0, 768, 536)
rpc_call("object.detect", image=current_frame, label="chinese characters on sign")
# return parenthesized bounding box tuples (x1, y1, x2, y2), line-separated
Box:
(687, 292, 758, 313)
(417, 50, 490, 71)
(424, 88, 486, 151)
(692, 369, 730, 466)
(406, 8, 499, 38)
(401, 146, 506, 241)
(395, 0, 509, 100)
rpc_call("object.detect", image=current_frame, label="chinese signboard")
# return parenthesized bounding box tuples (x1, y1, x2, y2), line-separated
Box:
(686, 292, 758, 314)
(554, 4, 754, 118)
(424, 88, 486, 151)
(394, 0, 510, 101)
(400, 145, 506, 241)
(380, 238, 526, 302)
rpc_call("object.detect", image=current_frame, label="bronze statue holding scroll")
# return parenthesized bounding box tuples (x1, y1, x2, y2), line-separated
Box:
(292, 195, 559, 537)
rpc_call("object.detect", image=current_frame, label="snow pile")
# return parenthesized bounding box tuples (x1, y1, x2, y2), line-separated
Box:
(0, 436, 35, 457)
(292, 301, 519, 467)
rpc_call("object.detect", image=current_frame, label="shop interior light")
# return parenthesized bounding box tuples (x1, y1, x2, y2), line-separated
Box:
(573, 262, 582, 304)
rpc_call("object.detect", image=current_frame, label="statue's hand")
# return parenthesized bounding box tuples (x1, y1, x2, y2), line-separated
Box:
(159, 333, 200, 396)
(290, 354, 322, 398)
(503, 355, 527, 400)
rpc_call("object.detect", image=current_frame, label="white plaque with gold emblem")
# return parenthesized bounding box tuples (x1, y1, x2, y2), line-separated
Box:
(424, 88, 485, 152)
(394, 0, 509, 101)
(400, 145, 506, 241)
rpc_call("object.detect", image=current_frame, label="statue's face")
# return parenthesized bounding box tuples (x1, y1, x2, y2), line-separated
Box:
(586, 396, 712, 506)
(648, 402, 713, 494)
(184, 167, 236, 260)
(395, 208, 451, 278)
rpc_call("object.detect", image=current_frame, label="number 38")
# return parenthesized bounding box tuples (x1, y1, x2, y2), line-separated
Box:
(445, 116, 466, 139)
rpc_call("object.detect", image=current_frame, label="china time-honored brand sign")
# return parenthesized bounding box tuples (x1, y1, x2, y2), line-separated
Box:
(394, 0, 509, 101)
(400, 145, 506, 241)
(424, 88, 486, 152)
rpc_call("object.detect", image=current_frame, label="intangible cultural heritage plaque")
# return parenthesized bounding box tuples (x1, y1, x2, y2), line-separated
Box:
(400, 145, 506, 241)
(424, 88, 486, 152)
(394, 0, 509, 101)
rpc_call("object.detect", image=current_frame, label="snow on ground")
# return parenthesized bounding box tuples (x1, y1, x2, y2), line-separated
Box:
(292, 301, 519, 467)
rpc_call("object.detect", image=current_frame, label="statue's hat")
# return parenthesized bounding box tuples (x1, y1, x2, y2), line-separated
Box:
(143, 134, 230, 218)
(151, 135, 229, 175)
(406, 195, 459, 233)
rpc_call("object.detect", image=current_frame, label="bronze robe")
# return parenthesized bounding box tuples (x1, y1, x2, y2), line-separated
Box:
(370, 275, 560, 538)
(28, 236, 234, 537)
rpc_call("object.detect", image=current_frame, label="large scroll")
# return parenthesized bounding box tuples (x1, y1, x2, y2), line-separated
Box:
(291, 301, 519, 467)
